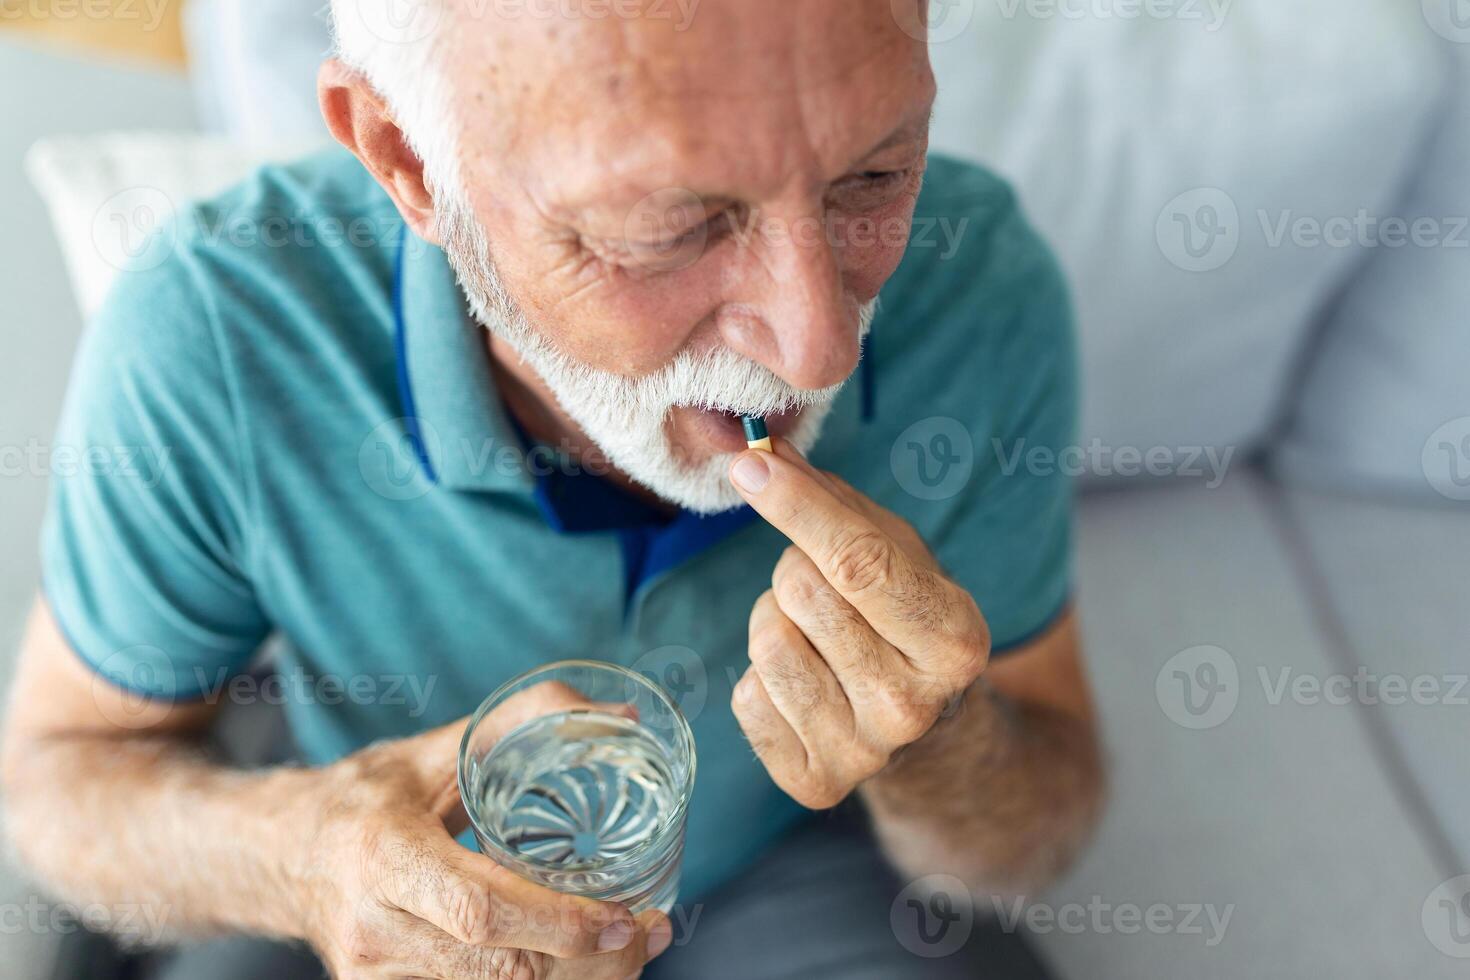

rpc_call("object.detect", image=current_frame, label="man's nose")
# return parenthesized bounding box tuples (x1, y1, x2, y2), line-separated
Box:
(717, 209, 860, 392)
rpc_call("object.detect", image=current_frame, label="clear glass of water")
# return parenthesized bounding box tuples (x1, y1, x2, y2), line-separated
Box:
(457, 660, 696, 915)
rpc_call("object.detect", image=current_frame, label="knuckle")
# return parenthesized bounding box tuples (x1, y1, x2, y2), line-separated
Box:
(883, 698, 938, 745)
(772, 560, 823, 610)
(795, 772, 847, 810)
(827, 529, 893, 593)
(940, 592, 991, 678)
(748, 623, 789, 667)
(447, 880, 498, 946)
(487, 946, 538, 980)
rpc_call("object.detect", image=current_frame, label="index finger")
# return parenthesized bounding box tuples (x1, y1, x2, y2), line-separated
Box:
(728, 444, 947, 655)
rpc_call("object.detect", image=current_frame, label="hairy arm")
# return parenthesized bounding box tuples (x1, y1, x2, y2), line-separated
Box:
(0, 599, 668, 979)
(859, 610, 1105, 896)
(0, 600, 316, 945)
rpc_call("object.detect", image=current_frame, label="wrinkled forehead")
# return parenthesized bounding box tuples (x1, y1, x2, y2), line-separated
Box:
(434, 0, 933, 200)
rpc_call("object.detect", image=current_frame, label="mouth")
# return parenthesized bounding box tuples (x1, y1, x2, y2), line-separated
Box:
(682, 406, 803, 455)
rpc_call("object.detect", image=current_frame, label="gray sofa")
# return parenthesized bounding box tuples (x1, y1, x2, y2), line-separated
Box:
(3, 20, 1468, 980)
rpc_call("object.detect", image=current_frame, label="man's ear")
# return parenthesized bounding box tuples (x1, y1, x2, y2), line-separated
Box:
(318, 59, 440, 244)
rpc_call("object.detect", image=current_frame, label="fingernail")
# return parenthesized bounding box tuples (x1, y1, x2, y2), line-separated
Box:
(731, 453, 770, 493)
(598, 920, 635, 951)
(647, 920, 674, 958)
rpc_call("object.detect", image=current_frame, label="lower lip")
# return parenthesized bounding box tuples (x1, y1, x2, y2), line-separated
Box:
(688, 408, 800, 453)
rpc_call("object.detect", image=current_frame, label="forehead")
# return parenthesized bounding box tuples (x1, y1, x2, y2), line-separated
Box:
(438, 0, 933, 204)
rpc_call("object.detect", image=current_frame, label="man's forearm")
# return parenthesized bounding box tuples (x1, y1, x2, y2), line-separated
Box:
(2, 732, 316, 945)
(859, 678, 1105, 896)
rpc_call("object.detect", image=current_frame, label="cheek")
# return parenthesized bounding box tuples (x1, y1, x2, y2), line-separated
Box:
(836, 195, 922, 301)
(489, 223, 723, 377)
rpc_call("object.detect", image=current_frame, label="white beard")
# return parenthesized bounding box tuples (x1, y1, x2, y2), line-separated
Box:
(436, 199, 875, 513)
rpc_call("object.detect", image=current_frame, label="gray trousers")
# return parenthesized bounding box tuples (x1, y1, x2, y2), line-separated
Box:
(150, 808, 1051, 979)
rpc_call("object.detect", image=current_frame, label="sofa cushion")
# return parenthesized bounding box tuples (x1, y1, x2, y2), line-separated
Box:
(1035, 473, 1459, 978)
(927, 0, 1445, 479)
(1276, 24, 1470, 500)
(1280, 485, 1470, 873)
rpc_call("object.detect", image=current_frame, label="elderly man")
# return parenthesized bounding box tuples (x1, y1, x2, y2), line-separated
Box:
(1, 1, 1103, 977)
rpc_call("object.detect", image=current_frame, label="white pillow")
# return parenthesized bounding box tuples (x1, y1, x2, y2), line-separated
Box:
(1276, 20, 1470, 502)
(24, 132, 322, 319)
(926, 0, 1446, 475)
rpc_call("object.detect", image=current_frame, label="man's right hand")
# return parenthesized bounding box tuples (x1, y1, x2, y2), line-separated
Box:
(287, 682, 674, 979)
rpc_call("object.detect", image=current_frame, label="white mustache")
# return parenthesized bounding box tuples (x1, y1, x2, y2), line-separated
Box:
(588, 302, 879, 420)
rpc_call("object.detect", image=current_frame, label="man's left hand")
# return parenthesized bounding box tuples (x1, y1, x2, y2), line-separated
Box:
(726, 438, 992, 809)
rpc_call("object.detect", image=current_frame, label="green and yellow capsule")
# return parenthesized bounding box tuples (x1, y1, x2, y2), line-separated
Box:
(741, 415, 773, 452)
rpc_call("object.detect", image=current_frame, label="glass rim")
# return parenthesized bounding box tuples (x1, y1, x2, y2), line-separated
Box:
(456, 658, 697, 875)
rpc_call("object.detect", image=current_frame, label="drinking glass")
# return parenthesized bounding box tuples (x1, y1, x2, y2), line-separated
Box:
(457, 660, 696, 914)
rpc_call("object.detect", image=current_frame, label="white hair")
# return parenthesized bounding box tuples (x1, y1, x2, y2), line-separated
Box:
(329, 0, 870, 513)
(329, 0, 463, 215)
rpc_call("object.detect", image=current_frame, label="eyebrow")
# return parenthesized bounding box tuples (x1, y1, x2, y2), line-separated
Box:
(858, 105, 934, 162)
(562, 100, 936, 221)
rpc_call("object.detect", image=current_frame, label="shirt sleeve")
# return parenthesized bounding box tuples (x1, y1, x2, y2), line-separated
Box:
(41, 242, 269, 700)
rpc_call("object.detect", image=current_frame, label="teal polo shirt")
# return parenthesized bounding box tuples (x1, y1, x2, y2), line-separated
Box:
(41, 148, 1076, 901)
